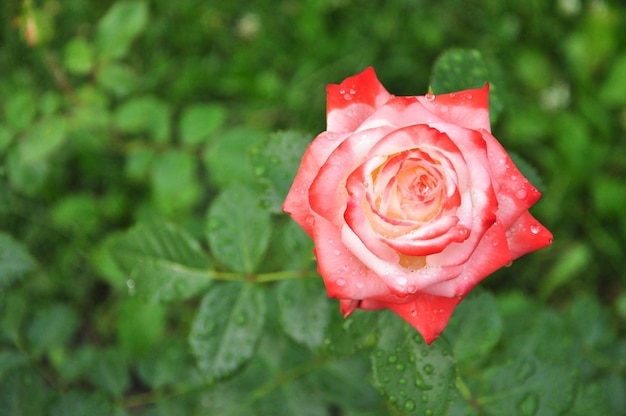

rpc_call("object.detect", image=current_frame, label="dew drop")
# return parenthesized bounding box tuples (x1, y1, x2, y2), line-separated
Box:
(423, 364, 434, 375)
(396, 277, 408, 286)
(387, 355, 398, 364)
(389, 395, 398, 404)
(421, 393, 429, 403)
(515, 188, 528, 199)
(396, 363, 405, 372)
(333, 249, 341, 255)
(349, 88, 356, 94)
(404, 399, 416, 412)
(399, 377, 407, 385)
(305, 215, 315, 226)
(356, 281, 364, 288)
(530, 224, 540, 234)
(505, 261, 513, 267)
(425, 408, 433, 416)
(420, 348, 429, 357)
(425, 92, 435, 101)
(336, 278, 346, 287)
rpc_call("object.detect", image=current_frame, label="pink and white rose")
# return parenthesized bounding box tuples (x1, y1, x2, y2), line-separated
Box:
(283, 67, 552, 344)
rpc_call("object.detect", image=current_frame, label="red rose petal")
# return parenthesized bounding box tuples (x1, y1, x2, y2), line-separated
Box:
(506, 211, 553, 260)
(384, 294, 462, 344)
(326, 67, 393, 133)
(417, 85, 491, 132)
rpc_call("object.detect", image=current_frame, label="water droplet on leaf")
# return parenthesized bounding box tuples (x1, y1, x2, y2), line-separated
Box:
(425, 92, 435, 101)
(404, 399, 416, 412)
(423, 364, 434, 375)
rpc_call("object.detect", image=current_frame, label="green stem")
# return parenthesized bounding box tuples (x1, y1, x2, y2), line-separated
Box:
(210, 270, 318, 283)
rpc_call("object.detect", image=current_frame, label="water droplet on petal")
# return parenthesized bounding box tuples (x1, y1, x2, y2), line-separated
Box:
(425, 92, 435, 101)
(516, 188, 528, 199)
(333, 249, 341, 255)
(530, 224, 540, 234)
(336, 278, 346, 287)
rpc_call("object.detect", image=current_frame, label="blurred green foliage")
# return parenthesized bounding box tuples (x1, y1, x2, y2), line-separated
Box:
(1, 0, 625, 415)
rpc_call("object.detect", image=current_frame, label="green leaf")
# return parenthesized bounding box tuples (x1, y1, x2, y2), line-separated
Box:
(150, 150, 200, 215)
(85, 348, 130, 398)
(26, 303, 79, 356)
(261, 217, 314, 272)
(248, 130, 312, 213)
(137, 338, 200, 389)
(0, 232, 36, 290)
(0, 351, 28, 380)
(320, 308, 378, 357)
(3, 90, 37, 131)
(18, 117, 68, 165)
(189, 282, 266, 382)
(599, 53, 626, 106)
(277, 278, 332, 349)
(0, 125, 14, 154)
(0, 367, 54, 416)
(63, 37, 94, 75)
(202, 127, 266, 189)
(179, 104, 227, 146)
(96, 1, 148, 61)
(206, 186, 271, 273)
(114, 96, 171, 142)
(565, 294, 616, 349)
(446, 290, 502, 369)
(50, 391, 114, 416)
(371, 311, 457, 415)
(117, 297, 166, 357)
(109, 222, 213, 303)
(96, 62, 137, 97)
(477, 356, 577, 416)
(430, 48, 503, 122)
(51, 194, 101, 236)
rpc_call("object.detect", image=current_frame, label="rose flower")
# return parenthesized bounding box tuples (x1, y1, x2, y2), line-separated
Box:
(283, 67, 552, 344)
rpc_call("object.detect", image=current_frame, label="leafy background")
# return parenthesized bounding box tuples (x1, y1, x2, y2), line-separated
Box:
(1, 0, 625, 415)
